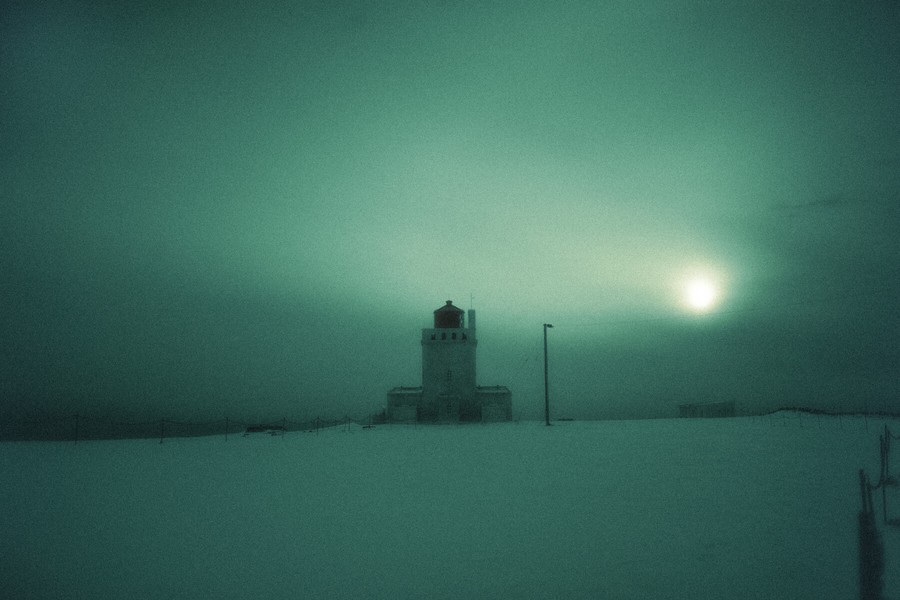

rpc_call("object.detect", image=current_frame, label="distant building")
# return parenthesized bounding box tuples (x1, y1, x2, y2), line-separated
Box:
(678, 401, 735, 418)
(387, 300, 512, 422)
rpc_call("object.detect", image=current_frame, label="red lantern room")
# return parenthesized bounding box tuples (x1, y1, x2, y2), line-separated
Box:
(433, 300, 464, 328)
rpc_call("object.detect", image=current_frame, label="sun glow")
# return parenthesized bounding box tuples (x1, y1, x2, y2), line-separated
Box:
(684, 278, 718, 312)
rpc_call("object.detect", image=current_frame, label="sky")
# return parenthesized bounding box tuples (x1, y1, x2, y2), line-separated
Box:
(2, 0, 899, 425)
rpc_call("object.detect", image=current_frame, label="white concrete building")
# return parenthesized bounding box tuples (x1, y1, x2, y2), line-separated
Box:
(387, 300, 512, 423)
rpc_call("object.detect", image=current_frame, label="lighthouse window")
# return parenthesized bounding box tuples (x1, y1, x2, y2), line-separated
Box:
(447, 370, 452, 381)
(451, 333, 457, 340)
(430, 333, 435, 340)
(441, 332, 446, 340)
(461, 333, 467, 340)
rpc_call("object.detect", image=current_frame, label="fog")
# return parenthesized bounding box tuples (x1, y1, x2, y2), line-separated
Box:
(2, 1, 899, 431)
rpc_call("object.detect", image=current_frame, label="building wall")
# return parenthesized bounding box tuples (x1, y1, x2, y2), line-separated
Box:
(477, 387, 512, 422)
(420, 328, 477, 421)
(387, 388, 422, 422)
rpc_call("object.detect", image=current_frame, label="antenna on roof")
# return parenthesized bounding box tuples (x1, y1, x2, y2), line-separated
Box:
(469, 293, 474, 310)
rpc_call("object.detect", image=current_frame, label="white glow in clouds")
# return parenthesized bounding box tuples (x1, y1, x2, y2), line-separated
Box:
(685, 278, 718, 312)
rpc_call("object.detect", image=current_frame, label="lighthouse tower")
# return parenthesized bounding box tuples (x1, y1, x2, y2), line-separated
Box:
(385, 300, 511, 423)
(420, 300, 478, 421)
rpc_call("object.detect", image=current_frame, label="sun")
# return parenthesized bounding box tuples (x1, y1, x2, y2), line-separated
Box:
(684, 278, 717, 312)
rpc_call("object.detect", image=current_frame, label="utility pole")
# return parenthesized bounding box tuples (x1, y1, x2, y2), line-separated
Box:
(543, 323, 553, 426)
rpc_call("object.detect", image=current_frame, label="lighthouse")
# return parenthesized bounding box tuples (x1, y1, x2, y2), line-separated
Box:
(386, 300, 511, 423)
(421, 300, 478, 421)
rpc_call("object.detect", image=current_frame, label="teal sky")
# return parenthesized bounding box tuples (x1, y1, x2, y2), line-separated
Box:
(3, 1, 899, 424)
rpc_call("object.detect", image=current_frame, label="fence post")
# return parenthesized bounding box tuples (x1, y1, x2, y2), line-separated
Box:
(881, 429, 889, 525)
(858, 469, 884, 600)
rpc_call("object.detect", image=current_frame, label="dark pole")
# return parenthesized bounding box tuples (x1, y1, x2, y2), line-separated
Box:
(543, 323, 553, 426)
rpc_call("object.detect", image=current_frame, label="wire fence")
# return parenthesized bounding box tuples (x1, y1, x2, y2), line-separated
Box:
(858, 423, 900, 600)
(754, 407, 900, 433)
(2, 406, 897, 443)
(864, 424, 900, 527)
(0, 412, 388, 443)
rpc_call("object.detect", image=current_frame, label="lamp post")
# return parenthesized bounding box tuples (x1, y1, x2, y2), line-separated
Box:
(543, 323, 553, 426)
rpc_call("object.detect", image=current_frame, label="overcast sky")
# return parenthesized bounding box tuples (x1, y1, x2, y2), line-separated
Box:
(2, 1, 899, 424)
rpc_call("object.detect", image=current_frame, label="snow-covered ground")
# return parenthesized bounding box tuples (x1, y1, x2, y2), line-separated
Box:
(2, 415, 898, 599)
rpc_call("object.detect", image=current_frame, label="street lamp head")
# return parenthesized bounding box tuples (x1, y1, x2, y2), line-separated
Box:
(544, 323, 554, 328)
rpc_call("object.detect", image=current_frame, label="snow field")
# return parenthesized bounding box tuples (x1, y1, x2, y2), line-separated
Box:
(1, 415, 897, 599)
